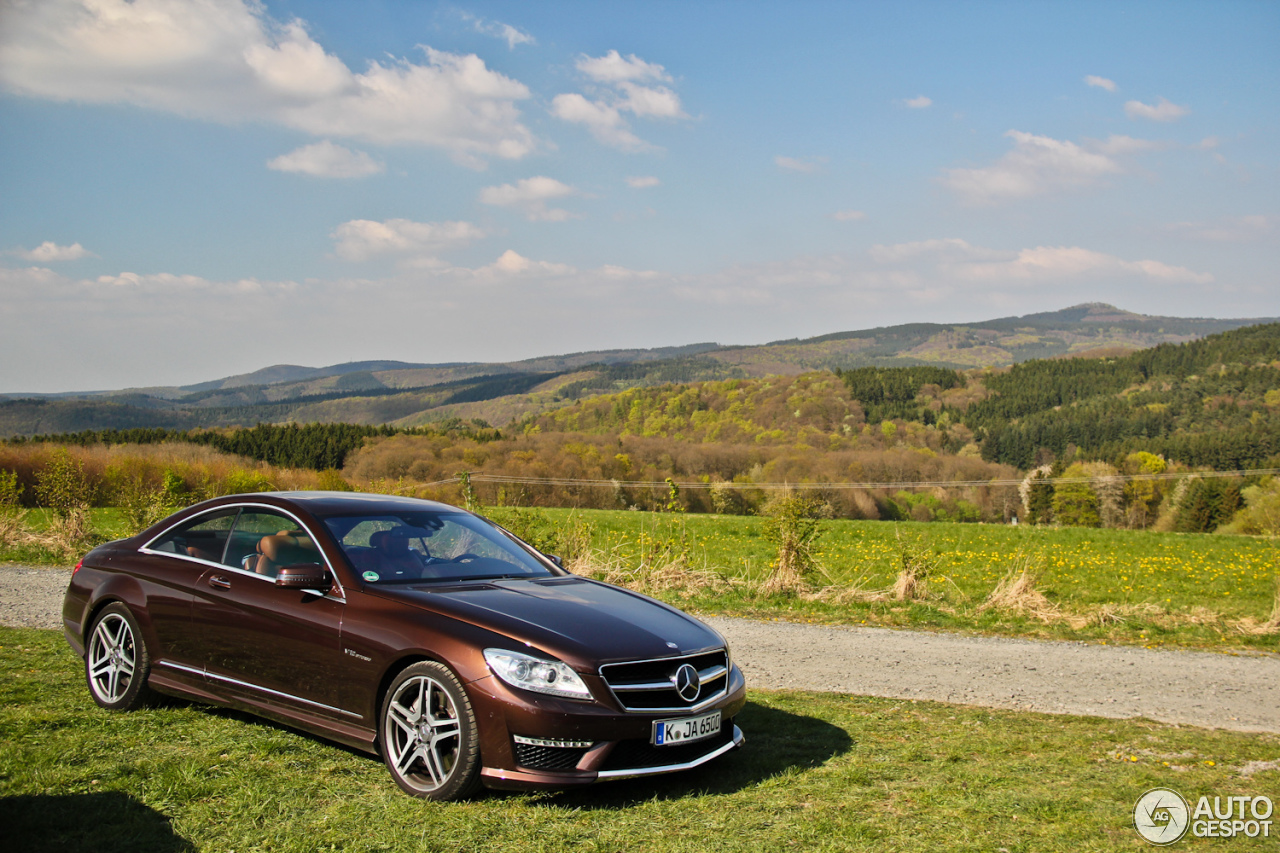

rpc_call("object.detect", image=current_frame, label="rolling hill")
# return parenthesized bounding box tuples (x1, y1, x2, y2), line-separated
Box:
(1, 304, 1270, 437)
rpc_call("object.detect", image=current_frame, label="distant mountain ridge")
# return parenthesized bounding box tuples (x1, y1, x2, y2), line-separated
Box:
(1, 304, 1273, 437)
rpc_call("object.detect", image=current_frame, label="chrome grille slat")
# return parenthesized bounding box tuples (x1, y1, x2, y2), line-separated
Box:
(599, 649, 729, 713)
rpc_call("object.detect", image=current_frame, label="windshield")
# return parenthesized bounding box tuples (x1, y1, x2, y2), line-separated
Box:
(321, 511, 556, 585)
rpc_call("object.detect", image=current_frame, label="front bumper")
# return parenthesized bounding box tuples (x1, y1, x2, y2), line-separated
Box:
(470, 663, 748, 791)
(480, 724, 745, 790)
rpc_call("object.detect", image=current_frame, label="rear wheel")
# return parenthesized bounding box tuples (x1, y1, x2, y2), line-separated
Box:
(379, 661, 482, 800)
(85, 603, 156, 710)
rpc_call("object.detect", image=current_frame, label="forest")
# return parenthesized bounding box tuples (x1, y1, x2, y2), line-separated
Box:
(3, 323, 1278, 536)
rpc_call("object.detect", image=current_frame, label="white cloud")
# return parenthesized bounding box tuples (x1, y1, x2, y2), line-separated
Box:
(575, 50, 670, 84)
(474, 249, 575, 278)
(552, 50, 685, 150)
(10, 241, 92, 262)
(616, 81, 684, 119)
(1091, 134, 1164, 156)
(865, 239, 1212, 286)
(952, 245, 1211, 284)
(832, 210, 866, 221)
(460, 13, 535, 49)
(1166, 215, 1270, 243)
(479, 176, 578, 221)
(551, 93, 647, 150)
(267, 140, 384, 178)
(626, 176, 661, 189)
(93, 271, 298, 293)
(869, 238, 1004, 264)
(0, 0, 535, 167)
(904, 95, 932, 108)
(330, 218, 483, 262)
(1124, 97, 1190, 122)
(775, 155, 827, 173)
(942, 130, 1123, 204)
(1084, 75, 1117, 92)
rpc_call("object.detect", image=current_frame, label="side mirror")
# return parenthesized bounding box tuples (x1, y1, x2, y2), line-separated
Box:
(275, 563, 331, 590)
(545, 554, 564, 568)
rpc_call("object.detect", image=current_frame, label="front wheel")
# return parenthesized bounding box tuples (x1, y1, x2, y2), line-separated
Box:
(379, 661, 481, 800)
(85, 602, 156, 710)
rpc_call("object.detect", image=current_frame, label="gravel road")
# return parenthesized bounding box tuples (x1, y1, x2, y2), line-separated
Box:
(6, 565, 1278, 734)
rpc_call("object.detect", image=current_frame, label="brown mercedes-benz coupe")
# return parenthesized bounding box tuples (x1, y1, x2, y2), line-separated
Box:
(63, 492, 746, 799)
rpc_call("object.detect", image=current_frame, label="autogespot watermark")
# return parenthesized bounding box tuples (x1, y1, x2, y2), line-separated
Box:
(1133, 788, 1274, 845)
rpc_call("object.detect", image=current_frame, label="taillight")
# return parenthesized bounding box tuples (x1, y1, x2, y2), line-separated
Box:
(72, 559, 83, 575)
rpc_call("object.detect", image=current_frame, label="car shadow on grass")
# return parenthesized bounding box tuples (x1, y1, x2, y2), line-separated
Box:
(190, 698, 850, 807)
(0, 791, 196, 853)
(533, 699, 852, 809)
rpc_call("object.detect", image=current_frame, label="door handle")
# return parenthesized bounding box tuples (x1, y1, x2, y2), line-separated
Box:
(208, 575, 231, 589)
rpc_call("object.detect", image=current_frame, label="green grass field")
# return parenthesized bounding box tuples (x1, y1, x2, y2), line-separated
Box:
(529, 508, 1280, 651)
(2, 626, 1277, 852)
(4, 506, 1278, 650)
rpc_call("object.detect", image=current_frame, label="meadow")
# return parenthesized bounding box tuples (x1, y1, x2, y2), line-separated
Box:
(2, 626, 1276, 852)
(523, 509, 1280, 652)
(4, 504, 1278, 651)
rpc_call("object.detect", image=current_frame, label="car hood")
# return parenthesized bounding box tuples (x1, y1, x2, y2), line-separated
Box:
(369, 576, 723, 666)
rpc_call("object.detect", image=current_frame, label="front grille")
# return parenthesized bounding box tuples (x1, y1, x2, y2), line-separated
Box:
(514, 742, 590, 771)
(602, 726, 736, 771)
(599, 649, 729, 712)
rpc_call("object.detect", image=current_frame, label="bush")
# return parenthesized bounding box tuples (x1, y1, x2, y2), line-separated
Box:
(1220, 477, 1280, 536)
(760, 491, 824, 595)
(891, 529, 938, 601)
(33, 448, 94, 519)
(314, 468, 354, 492)
(218, 468, 276, 496)
(0, 469, 22, 514)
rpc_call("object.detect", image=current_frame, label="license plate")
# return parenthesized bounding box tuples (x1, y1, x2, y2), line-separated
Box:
(652, 710, 721, 746)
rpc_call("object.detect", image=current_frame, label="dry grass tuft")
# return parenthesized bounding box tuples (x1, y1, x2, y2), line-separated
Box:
(1265, 576, 1280, 631)
(758, 559, 812, 597)
(978, 554, 1061, 623)
(1234, 578, 1280, 634)
(572, 550, 732, 597)
(758, 490, 824, 597)
(891, 529, 937, 602)
(803, 578, 890, 605)
(1078, 602, 1218, 632)
(0, 509, 27, 549)
(21, 508, 98, 562)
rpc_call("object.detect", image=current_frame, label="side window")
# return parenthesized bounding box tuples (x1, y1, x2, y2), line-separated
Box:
(147, 509, 239, 564)
(226, 510, 320, 578)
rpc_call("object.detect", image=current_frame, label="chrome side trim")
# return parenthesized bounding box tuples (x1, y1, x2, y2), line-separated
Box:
(156, 660, 362, 719)
(595, 725, 745, 779)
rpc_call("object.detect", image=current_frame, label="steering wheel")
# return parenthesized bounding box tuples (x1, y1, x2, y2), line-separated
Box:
(452, 553, 482, 563)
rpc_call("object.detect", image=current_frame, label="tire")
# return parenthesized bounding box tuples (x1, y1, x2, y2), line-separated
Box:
(85, 602, 157, 711)
(379, 661, 482, 800)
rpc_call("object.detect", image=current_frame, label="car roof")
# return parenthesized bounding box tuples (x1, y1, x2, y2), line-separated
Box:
(206, 491, 461, 517)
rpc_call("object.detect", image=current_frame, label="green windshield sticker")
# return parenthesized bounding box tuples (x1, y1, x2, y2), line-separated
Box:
(362, 571, 380, 582)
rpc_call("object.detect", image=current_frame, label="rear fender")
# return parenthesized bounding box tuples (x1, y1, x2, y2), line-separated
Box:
(80, 572, 152, 654)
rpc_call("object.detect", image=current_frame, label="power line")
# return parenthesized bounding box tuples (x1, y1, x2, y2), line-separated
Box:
(409, 468, 1280, 492)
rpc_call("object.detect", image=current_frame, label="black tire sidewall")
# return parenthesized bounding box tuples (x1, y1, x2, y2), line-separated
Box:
(379, 661, 482, 800)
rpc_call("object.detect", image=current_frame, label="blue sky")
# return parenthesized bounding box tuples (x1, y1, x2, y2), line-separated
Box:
(0, 0, 1276, 392)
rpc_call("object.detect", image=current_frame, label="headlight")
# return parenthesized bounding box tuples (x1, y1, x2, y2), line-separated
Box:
(483, 649, 592, 700)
